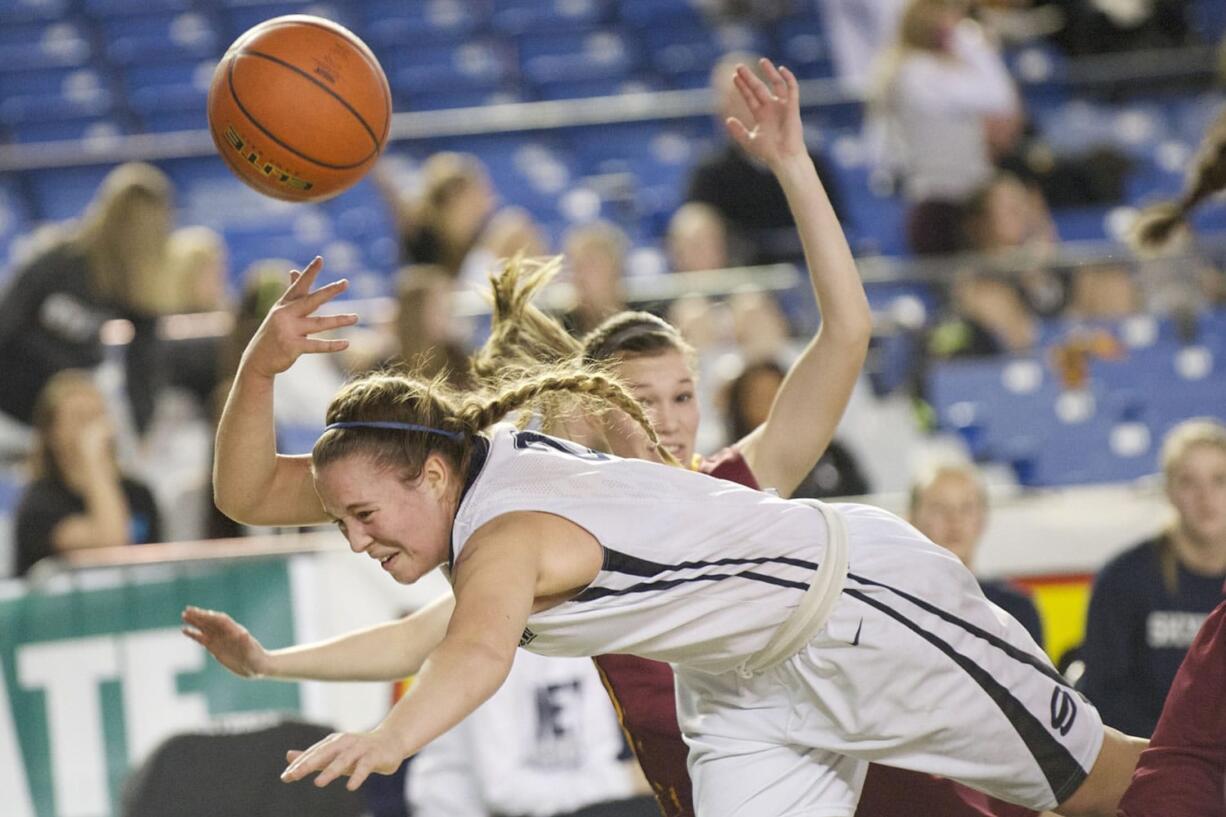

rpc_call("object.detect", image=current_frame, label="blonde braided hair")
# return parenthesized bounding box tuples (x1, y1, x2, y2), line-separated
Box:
(1130, 106, 1226, 250)
(313, 361, 678, 483)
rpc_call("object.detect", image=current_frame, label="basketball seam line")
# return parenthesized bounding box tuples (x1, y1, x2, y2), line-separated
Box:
(276, 17, 392, 141)
(227, 49, 381, 171)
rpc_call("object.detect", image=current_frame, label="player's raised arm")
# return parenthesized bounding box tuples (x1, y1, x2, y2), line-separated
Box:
(181, 593, 455, 682)
(280, 515, 540, 791)
(727, 59, 872, 498)
(213, 257, 358, 526)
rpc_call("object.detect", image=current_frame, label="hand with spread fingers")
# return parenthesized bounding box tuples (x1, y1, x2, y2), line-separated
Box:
(281, 727, 405, 791)
(242, 255, 360, 379)
(181, 606, 269, 678)
(724, 58, 806, 171)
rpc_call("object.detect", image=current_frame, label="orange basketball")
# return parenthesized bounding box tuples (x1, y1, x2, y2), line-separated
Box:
(207, 15, 392, 203)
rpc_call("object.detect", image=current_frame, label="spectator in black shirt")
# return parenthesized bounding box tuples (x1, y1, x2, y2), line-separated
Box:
(0, 162, 174, 433)
(14, 370, 162, 576)
(686, 52, 846, 265)
(909, 459, 1045, 648)
(1079, 418, 1226, 737)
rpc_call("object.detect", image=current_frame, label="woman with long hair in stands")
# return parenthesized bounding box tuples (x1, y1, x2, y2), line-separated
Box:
(0, 162, 174, 433)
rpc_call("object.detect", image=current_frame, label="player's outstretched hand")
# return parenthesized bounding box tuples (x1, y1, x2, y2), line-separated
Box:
(725, 58, 805, 171)
(281, 728, 405, 791)
(181, 606, 269, 678)
(241, 256, 359, 379)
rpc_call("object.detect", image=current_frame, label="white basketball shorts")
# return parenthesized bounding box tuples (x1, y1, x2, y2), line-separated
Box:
(674, 502, 1104, 817)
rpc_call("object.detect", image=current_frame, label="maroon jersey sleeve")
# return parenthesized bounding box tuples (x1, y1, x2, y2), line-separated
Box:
(1119, 598, 1226, 817)
(699, 446, 760, 489)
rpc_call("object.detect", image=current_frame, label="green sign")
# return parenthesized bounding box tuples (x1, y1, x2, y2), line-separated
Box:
(1, 558, 300, 817)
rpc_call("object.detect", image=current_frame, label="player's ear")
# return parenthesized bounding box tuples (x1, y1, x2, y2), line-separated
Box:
(421, 452, 452, 499)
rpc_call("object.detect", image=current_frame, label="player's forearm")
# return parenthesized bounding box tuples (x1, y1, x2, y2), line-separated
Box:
(213, 365, 280, 522)
(378, 635, 514, 760)
(262, 596, 454, 682)
(773, 154, 872, 343)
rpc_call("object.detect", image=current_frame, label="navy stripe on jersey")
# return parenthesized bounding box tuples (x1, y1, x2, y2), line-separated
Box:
(448, 436, 491, 570)
(573, 568, 808, 602)
(603, 547, 819, 578)
(844, 587, 1090, 802)
(846, 572, 1069, 688)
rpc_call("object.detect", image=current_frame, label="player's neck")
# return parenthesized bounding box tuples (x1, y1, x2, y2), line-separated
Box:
(1169, 526, 1226, 576)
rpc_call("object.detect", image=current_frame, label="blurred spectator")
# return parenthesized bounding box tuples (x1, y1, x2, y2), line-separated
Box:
(723, 359, 871, 498)
(158, 226, 232, 412)
(391, 265, 470, 388)
(14, 370, 161, 576)
(962, 172, 1058, 255)
(1116, 587, 1226, 817)
(909, 459, 1045, 647)
(407, 651, 656, 817)
(0, 162, 174, 432)
(818, 0, 908, 93)
(561, 221, 629, 336)
(686, 52, 846, 264)
(1049, 0, 1191, 56)
(1079, 418, 1226, 737)
(926, 270, 1039, 359)
(458, 206, 549, 288)
(1063, 261, 1141, 320)
(867, 0, 1021, 255)
(667, 203, 731, 273)
(393, 153, 497, 276)
(161, 225, 229, 315)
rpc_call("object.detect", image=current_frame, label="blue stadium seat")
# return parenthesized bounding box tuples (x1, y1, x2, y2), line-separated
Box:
(491, 0, 610, 36)
(0, 67, 112, 125)
(0, 0, 69, 24)
(102, 11, 221, 65)
(617, 0, 703, 27)
(222, 2, 357, 42)
(123, 60, 213, 117)
(383, 41, 511, 98)
(7, 116, 129, 143)
(24, 163, 111, 220)
(0, 20, 91, 72)
(1019, 413, 1157, 486)
(83, 0, 190, 17)
(361, 0, 488, 50)
(519, 28, 641, 85)
(530, 74, 658, 101)
(771, 13, 834, 80)
(1051, 206, 1109, 242)
(645, 23, 767, 81)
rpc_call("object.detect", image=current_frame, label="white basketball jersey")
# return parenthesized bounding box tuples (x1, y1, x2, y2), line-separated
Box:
(450, 424, 834, 675)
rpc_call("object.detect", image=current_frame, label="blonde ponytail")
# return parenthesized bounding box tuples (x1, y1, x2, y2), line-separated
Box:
(1130, 107, 1226, 250)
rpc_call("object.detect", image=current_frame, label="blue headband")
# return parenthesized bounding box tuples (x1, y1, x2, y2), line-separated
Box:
(323, 421, 464, 441)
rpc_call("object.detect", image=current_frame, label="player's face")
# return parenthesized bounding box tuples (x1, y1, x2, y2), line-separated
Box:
(613, 349, 700, 466)
(314, 453, 456, 584)
(1166, 444, 1226, 545)
(910, 472, 987, 568)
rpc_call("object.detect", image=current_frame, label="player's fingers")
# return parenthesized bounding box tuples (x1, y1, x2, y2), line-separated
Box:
(732, 71, 761, 113)
(780, 64, 799, 96)
(302, 313, 359, 333)
(346, 759, 373, 791)
(181, 627, 205, 644)
(737, 63, 773, 107)
(286, 750, 304, 764)
(760, 58, 787, 99)
(725, 117, 753, 151)
(313, 747, 358, 788)
(301, 337, 350, 355)
(281, 257, 322, 301)
(295, 278, 349, 314)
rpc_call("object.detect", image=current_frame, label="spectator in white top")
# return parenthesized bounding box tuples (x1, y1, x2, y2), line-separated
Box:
(818, 0, 907, 94)
(406, 649, 656, 817)
(867, 0, 1022, 255)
